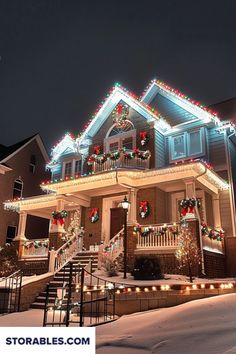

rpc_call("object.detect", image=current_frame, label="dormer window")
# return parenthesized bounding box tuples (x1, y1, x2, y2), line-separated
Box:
(170, 128, 205, 162)
(64, 162, 72, 178)
(62, 158, 82, 179)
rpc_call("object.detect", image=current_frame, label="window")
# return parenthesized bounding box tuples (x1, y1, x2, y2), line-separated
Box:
(170, 128, 205, 161)
(172, 134, 186, 159)
(105, 121, 136, 153)
(64, 162, 72, 177)
(13, 178, 23, 199)
(6, 226, 16, 244)
(122, 137, 133, 150)
(75, 160, 82, 174)
(29, 154, 36, 174)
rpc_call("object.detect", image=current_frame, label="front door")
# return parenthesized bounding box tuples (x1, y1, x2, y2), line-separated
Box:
(110, 208, 124, 239)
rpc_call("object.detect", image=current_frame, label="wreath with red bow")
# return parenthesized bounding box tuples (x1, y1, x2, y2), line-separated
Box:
(52, 210, 68, 225)
(139, 201, 150, 219)
(89, 208, 99, 223)
(180, 198, 200, 216)
(140, 131, 149, 146)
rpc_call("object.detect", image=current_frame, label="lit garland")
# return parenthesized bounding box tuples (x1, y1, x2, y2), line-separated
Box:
(87, 148, 151, 166)
(24, 240, 49, 249)
(201, 223, 224, 242)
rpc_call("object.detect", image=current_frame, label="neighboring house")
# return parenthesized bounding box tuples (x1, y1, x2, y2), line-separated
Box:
(0, 134, 50, 246)
(5, 80, 236, 277)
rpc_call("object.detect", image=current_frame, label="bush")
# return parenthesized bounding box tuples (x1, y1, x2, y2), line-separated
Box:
(100, 253, 119, 277)
(133, 256, 163, 280)
(0, 244, 19, 277)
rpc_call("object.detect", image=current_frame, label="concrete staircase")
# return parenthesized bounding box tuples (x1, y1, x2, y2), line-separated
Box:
(31, 252, 98, 309)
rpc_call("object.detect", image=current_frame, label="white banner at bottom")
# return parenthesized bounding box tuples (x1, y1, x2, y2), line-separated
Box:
(0, 327, 95, 354)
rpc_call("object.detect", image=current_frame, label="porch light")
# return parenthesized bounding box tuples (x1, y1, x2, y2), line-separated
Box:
(121, 196, 130, 210)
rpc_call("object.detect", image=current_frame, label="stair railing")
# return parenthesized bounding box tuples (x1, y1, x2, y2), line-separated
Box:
(48, 228, 84, 273)
(98, 228, 124, 268)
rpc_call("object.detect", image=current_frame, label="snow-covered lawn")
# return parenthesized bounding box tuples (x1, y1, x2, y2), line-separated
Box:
(96, 293, 236, 354)
(1, 294, 236, 353)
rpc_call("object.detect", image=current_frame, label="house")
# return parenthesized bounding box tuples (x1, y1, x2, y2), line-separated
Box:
(4, 80, 236, 278)
(0, 134, 50, 246)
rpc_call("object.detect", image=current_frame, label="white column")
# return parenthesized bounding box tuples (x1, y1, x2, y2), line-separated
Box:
(50, 198, 66, 233)
(128, 188, 137, 225)
(184, 178, 196, 198)
(212, 195, 222, 229)
(14, 211, 27, 241)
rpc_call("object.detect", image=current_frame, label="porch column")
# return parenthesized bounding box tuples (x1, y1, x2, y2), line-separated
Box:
(128, 188, 137, 225)
(49, 198, 66, 250)
(212, 195, 222, 229)
(13, 211, 27, 259)
(14, 211, 27, 241)
(184, 178, 196, 198)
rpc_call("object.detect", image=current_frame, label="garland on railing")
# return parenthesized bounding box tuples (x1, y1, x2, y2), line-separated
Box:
(52, 210, 68, 225)
(133, 224, 180, 237)
(201, 223, 224, 241)
(180, 198, 201, 216)
(24, 240, 49, 249)
(87, 148, 151, 165)
(89, 208, 99, 223)
(140, 131, 149, 146)
(139, 201, 150, 219)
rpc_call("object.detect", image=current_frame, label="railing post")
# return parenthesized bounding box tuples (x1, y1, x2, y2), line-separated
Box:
(48, 249, 56, 273)
(79, 267, 85, 327)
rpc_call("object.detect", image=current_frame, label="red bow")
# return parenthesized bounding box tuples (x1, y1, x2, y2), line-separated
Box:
(89, 208, 98, 218)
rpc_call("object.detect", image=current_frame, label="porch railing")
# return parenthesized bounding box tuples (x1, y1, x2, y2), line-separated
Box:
(98, 228, 124, 268)
(92, 149, 150, 173)
(49, 230, 84, 273)
(21, 239, 49, 258)
(202, 235, 224, 254)
(137, 223, 180, 248)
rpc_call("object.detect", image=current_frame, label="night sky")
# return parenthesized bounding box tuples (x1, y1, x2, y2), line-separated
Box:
(0, 0, 235, 151)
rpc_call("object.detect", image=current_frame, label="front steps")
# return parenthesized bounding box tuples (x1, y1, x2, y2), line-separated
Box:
(31, 252, 98, 309)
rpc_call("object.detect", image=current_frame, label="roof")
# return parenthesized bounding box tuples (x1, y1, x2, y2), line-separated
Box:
(0, 134, 49, 163)
(209, 97, 236, 123)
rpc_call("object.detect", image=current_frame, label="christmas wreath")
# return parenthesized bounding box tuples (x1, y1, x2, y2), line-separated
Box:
(52, 210, 68, 225)
(140, 131, 149, 146)
(89, 208, 99, 223)
(112, 103, 129, 128)
(139, 201, 150, 219)
(180, 198, 201, 216)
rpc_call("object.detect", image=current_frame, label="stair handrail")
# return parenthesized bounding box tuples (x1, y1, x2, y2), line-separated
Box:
(48, 227, 84, 273)
(98, 228, 124, 268)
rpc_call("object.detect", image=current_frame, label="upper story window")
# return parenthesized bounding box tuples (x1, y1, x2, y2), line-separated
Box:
(29, 154, 36, 174)
(62, 158, 82, 179)
(105, 121, 136, 153)
(13, 178, 23, 199)
(170, 128, 205, 162)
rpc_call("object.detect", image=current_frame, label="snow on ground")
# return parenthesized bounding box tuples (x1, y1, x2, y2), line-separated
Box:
(96, 293, 236, 354)
(1, 294, 236, 353)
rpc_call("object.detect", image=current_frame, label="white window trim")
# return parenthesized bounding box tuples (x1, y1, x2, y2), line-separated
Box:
(62, 157, 83, 179)
(169, 127, 205, 162)
(104, 129, 136, 153)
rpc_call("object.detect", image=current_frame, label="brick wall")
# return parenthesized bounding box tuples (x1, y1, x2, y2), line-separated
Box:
(0, 138, 50, 245)
(203, 250, 225, 278)
(83, 196, 103, 249)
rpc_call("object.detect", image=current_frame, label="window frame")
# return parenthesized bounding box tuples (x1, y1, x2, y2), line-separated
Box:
(104, 129, 136, 153)
(169, 127, 205, 162)
(13, 178, 23, 199)
(62, 157, 82, 179)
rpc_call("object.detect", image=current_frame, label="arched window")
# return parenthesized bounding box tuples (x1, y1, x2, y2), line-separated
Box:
(105, 121, 136, 153)
(13, 178, 23, 199)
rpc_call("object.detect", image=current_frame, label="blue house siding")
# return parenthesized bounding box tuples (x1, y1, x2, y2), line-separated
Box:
(208, 128, 226, 170)
(154, 130, 165, 168)
(150, 93, 198, 126)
